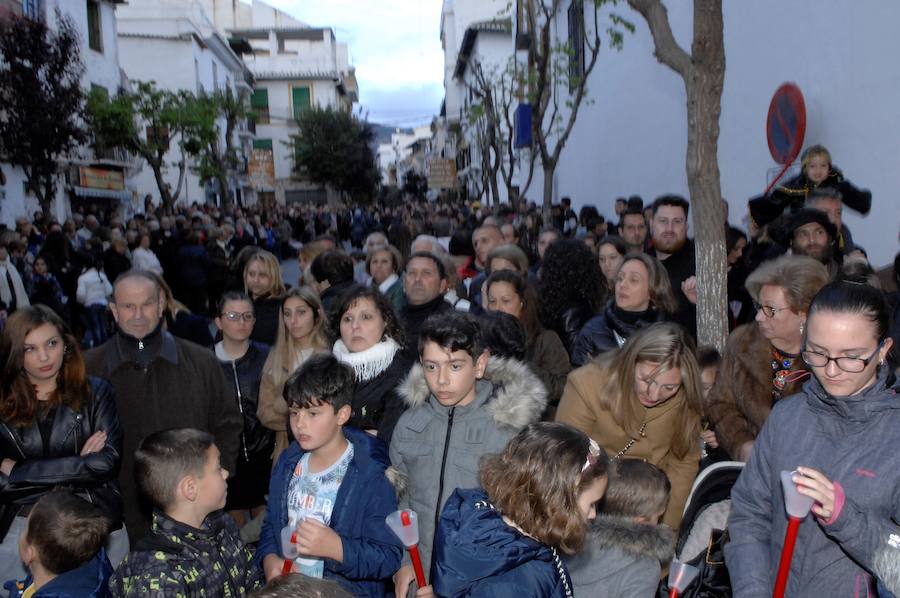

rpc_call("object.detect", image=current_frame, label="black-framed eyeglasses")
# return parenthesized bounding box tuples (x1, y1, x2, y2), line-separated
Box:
(752, 301, 791, 318)
(222, 311, 255, 323)
(801, 341, 883, 373)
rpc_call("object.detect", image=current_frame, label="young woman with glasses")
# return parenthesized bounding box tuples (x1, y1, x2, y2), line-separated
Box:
(556, 322, 704, 529)
(705, 255, 830, 462)
(728, 280, 898, 596)
(213, 291, 273, 528)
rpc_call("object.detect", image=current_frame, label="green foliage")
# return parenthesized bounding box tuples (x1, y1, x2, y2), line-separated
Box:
(291, 107, 379, 202)
(0, 11, 86, 214)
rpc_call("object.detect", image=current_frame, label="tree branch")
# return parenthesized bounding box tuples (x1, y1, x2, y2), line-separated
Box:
(627, 0, 692, 77)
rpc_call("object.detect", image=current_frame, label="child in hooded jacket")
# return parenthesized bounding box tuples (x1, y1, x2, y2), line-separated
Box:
(420, 422, 609, 598)
(390, 311, 547, 596)
(566, 458, 675, 598)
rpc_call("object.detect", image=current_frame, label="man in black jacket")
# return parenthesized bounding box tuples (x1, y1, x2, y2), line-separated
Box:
(84, 270, 242, 543)
(400, 252, 452, 359)
(649, 195, 697, 337)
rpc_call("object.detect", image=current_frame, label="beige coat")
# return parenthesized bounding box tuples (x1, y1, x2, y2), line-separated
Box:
(557, 362, 700, 530)
(256, 348, 319, 463)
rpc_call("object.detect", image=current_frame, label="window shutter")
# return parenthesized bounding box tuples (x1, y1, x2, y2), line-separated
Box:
(292, 87, 311, 121)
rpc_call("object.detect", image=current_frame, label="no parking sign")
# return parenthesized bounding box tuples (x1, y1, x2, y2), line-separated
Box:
(764, 83, 806, 194)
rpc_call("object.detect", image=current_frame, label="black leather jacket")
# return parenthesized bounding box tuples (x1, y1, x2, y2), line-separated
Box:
(0, 377, 123, 525)
(217, 341, 274, 462)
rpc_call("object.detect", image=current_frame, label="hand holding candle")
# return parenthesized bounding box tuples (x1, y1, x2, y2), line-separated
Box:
(386, 509, 427, 588)
(792, 467, 836, 520)
(773, 469, 816, 598)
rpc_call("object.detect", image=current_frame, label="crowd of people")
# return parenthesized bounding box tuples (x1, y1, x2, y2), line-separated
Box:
(0, 142, 899, 597)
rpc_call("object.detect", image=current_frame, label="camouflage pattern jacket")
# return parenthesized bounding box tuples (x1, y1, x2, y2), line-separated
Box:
(109, 510, 262, 597)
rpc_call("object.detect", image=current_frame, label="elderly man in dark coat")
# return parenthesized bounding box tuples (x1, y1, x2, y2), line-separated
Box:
(85, 270, 242, 542)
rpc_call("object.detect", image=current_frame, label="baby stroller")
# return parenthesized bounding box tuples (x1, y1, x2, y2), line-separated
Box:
(677, 461, 744, 562)
(658, 461, 744, 598)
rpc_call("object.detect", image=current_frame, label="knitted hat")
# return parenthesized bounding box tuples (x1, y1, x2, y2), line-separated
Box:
(779, 208, 837, 246)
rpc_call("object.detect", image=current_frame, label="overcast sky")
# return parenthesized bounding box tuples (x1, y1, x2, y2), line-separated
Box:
(262, 0, 445, 128)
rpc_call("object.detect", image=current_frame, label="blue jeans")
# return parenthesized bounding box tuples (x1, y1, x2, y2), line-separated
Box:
(80, 303, 108, 349)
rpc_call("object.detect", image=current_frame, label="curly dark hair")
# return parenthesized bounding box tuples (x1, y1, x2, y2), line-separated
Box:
(331, 284, 406, 349)
(538, 239, 607, 329)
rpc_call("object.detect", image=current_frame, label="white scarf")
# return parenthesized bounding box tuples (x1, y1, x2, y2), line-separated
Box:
(0, 260, 29, 309)
(378, 273, 399, 294)
(333, 337, 399, 383)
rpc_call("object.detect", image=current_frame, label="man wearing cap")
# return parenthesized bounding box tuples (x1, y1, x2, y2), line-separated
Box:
(785, 208, 840, 279)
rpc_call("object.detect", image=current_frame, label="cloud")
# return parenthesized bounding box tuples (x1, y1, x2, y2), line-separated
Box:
(260, 0, 444, 126)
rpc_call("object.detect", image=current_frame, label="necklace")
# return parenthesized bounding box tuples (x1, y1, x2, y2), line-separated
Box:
(771, 348, 809, 395)
(614, 421, 647, 460)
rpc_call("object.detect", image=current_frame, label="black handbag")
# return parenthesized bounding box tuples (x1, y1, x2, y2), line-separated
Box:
(658, 529, 732, 598)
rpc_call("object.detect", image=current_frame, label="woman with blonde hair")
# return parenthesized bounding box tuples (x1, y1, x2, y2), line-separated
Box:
(557, 322, 703, 529)
(486, 244, 530, 276)
(244, 250, 285, 345)
(257, 286, 330, 461)
(705, 254, 829, 462)
(365, 245, 405, 312)
(570, 253, 676, 366)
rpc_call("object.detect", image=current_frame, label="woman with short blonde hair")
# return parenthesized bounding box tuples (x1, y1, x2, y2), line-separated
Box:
(706, 254, 829, 462)
(244, 250, 285, 345)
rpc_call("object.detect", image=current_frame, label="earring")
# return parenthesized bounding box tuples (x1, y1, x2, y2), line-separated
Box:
(799, 321, 804, 336)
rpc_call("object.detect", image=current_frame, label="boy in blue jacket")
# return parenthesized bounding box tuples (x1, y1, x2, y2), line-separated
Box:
(7, 491, 113, 598)
(258, 353, 402, 597)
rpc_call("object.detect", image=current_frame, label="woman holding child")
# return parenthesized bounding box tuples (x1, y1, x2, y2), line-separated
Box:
(0, 305, 125, 583)
(556, 322, 704, 529)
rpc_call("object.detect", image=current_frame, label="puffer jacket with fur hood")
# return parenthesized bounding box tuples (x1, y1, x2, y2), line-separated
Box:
(565, 515, 674, 598)
(388, 356, 547, 579)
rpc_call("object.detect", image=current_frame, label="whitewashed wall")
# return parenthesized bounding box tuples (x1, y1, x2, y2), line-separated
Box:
(515, 1, 900, 268)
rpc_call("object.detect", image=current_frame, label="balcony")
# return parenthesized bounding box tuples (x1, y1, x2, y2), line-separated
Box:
(237, 117, 256, 139)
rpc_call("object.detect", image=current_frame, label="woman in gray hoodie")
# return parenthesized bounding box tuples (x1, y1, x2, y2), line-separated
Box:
(727, 280, 900, 597)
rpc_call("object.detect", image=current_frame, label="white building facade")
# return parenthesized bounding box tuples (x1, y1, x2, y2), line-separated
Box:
(0, 0, 137, 227)
(204, 0, 359, 206)
(116, 0, 255, 208)
(503, 0, 900, 268)
(437, 0, 517, 204)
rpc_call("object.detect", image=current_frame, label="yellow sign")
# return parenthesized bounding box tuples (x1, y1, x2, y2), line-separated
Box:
(249, 149, 275, 190)
(79, 167, 125, 190)
(427, 159, 457, 190)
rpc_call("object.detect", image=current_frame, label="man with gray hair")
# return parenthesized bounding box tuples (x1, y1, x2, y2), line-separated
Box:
(85, 270, 242, 542)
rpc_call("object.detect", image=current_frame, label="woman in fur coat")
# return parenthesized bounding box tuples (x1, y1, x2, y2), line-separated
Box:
(705, 255, 828, 461)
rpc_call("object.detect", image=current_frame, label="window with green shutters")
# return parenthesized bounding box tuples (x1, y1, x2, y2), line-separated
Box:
(250, 89, 270, 124)
(291, 86, 311, 121)
(252, 139, 273, 150)
(87, 0, 103, 53)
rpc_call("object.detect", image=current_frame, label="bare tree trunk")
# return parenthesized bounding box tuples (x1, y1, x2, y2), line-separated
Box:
(687, 0, 727, 351)
(542, 161, 554, 224)
(629, 0, 728, 351)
